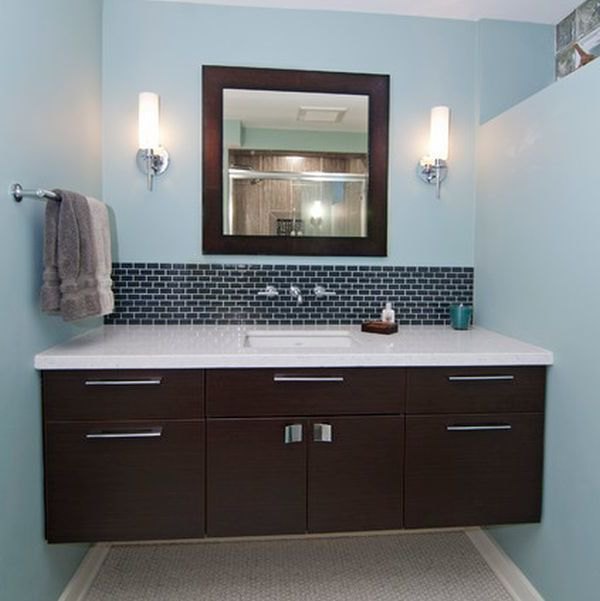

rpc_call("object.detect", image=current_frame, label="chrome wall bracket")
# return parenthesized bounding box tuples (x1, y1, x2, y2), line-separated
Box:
(10, 183, 60, 202)
(136, 147, 170, 191)
(418, 158, 448, 199)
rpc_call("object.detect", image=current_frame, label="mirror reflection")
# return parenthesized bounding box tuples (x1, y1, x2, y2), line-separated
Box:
(223, 89, 369, 238)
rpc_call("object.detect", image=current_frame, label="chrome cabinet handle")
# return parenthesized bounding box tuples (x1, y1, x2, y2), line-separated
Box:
(86, 427, 163, 439)
(284, 424, 303, 444)
(273, 375, 344, 383)
(446, 424, 512, 432)
(447, 375, 514, 382)
(85, 378, 163, 386)
(313, 423, 333, 443)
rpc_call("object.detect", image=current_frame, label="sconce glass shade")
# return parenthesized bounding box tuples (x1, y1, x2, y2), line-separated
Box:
(138, 92, 160, 149)
(419, 105, 450, 199)
(428, 106, 450, 161)
(136, 91, 169, 191)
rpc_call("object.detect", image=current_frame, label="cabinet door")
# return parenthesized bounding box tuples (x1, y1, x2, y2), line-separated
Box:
(308, 416, 404, 533)
(405, 413, 544, 528)
(45, 420, 205, 542)
(207, 418, 307, 536)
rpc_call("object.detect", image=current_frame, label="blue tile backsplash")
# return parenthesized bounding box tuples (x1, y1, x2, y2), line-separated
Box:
(105, 263, 474, 326)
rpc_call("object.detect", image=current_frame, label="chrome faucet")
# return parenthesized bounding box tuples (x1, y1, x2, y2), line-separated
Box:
(290, 285, 303, 305)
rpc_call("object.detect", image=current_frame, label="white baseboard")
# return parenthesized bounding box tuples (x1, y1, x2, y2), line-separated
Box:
(467, 529, 545, 601)
(57, 544, 110, 601)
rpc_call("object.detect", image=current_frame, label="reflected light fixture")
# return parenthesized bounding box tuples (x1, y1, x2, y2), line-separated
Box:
(418, 106, 450, 198)
(310, 200, 324, 228)
(136, 92, 170, 191)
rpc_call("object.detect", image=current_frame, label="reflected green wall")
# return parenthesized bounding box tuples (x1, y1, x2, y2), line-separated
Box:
(240, 126, 368, 153)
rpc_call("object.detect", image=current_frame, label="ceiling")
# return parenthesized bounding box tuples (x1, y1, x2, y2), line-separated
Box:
(224, 90, 368, 132)
(153, 0, 578, 24)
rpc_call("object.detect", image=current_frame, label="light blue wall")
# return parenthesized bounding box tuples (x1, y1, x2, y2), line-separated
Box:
(477, 19, 555, 124)
(475, 59, 600, 601)
(103, 0, 478, 265)
(0, 1, 102, 600)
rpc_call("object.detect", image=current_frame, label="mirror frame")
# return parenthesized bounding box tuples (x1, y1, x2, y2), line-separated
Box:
(202, 65, 389, 256)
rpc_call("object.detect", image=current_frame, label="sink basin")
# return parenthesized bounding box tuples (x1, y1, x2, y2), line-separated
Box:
(245, 330, 354, 349)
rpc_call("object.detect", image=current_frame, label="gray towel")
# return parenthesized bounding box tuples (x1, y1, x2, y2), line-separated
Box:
(41, 198, 62, 313)
(41, 189, 114, 321)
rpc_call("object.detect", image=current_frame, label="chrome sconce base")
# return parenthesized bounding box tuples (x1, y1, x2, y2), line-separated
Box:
(418, 158, 448, 199)
(136, 147, 170, 191)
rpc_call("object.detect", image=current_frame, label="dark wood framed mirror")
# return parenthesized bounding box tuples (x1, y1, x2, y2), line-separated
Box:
(202, 65, 389, 256)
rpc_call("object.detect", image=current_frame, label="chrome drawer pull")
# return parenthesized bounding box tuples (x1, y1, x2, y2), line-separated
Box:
(313, 423, 333, 443)
(273, 375, 344, 383)
(446, 424, 512, 432)
(284, 424, 303, 444)
(86, 427, 163, 439)
(447, 375, 514, 382)
(84, 378, 163, 386)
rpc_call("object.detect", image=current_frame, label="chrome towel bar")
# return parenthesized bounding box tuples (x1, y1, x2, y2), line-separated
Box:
(10, 183, 60, 203)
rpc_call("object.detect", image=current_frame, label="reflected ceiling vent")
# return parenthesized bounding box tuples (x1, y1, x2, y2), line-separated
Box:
(297, 106, 348, 123)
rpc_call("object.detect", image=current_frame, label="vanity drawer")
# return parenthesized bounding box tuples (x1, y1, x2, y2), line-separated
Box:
(206, 368, 405, 417)
(43, 370, 204, 421)
(404, 412, 544, 527)
(406, 366, 545, 414)
(44, 419, 205, 542)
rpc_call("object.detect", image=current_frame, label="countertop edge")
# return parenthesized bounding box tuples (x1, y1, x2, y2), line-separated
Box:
(34, 352, 554, 370)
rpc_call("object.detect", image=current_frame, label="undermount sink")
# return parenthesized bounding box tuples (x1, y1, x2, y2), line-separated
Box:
(245, 330, 354, 349)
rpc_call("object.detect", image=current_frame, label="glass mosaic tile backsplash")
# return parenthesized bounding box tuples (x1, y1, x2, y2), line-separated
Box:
(105, 263, 474, 326)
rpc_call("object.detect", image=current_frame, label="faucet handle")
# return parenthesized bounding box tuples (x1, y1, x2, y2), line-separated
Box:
(257, 285, 279, 297)
(314, 285, 336, 298)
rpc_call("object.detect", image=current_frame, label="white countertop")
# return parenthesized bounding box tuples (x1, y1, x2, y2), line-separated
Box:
(34, 325, 553, 370)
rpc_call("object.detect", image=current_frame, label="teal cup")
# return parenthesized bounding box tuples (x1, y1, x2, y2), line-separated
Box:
(449, 303, 472, 330)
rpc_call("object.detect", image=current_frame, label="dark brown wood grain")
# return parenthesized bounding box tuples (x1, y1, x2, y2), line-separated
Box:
(406, 366, 546, 414)
(45, 420, 205, 542)
(202, 65, 389, 256)
(43, 370, 204, 421)
(42, 365, 547, 542)
(404, 413, 544, 528)
(308, 416, 404, 532)
(206, 368, 406, 417)
(206, 418, 307, 536)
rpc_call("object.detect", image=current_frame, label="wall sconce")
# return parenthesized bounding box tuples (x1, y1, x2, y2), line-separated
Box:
(136, 92, 170, 191)
(418, 106, 450, 199)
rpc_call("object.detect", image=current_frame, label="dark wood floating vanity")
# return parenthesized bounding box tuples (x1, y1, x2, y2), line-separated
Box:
(42, 365, 546, 543)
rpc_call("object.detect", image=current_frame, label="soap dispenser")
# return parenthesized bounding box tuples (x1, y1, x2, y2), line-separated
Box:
(381, 302, 395, 323)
